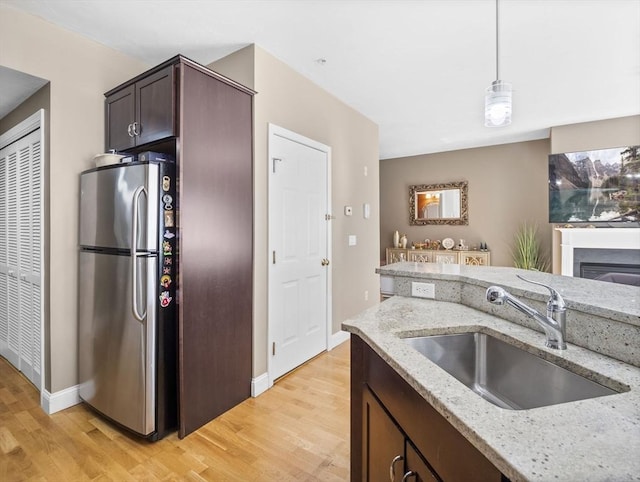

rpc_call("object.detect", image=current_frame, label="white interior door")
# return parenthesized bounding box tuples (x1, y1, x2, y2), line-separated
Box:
(268, 125, 331, 382)
(0, 111, 44, 391)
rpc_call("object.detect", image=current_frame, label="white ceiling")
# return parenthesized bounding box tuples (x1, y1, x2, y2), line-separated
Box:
(2, 0, 639, 159)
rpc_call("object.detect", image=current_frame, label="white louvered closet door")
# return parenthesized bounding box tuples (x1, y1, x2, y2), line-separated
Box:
(0, 126, 42, 390)
(0, 149, 7, 367)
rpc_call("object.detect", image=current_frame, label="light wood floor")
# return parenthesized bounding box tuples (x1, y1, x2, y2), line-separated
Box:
(0, 341, 350, 481)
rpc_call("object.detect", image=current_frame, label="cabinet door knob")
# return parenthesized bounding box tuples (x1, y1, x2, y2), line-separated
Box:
(127, 123, 135, 138)
(132, 121, 140, 136)
(390, 454, 403, 482)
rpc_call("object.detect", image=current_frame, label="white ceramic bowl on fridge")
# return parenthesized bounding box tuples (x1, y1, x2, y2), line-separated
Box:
(93, 153, 125, 167)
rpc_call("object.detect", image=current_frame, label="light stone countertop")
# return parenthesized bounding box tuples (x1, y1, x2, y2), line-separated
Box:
(343, 266, 640, 481)
(378, 262, 640, 326)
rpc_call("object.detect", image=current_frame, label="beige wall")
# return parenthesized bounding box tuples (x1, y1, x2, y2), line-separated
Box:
(380, 140, 552, 268)
(550, 115, 640, 154)
(209, 44, 255, 91)
(549, 115, 640, 273)
(212, 45, 380, 377)
(0, 6, 149, 393)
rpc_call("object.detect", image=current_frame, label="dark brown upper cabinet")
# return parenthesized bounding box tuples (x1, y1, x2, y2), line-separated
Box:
(105, 65, 175, 152)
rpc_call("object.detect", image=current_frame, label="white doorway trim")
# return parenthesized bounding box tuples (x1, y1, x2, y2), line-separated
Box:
(266, 123, 332, 389)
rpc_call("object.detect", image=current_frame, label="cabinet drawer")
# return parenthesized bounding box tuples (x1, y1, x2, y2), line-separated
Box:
(408, 251, 432, 263)
(432, 251, 458, 264)
(460, 252, 490, 266)
(387, 248, 409, 264)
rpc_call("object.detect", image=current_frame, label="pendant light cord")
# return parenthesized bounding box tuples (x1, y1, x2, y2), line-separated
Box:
(495, 0, 500, 81)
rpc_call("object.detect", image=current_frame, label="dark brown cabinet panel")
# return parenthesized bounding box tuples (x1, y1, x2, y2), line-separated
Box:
(135, 67, 175, 146)
(362, 387, 405, 481)
(105, 85, 135, 151)
(352, 335, 506, 482)
(105, 65, 175, 151)
(177, 62, 253, 438)
(406, 441, 439, 482)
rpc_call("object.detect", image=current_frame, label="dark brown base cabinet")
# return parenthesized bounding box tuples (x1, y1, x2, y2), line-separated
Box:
(351, 336, 509, 482)
(363, 387, 439, 482)
(104, 55, 254, 439)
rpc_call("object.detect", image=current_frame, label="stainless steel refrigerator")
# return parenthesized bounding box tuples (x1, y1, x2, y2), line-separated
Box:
(78, 160, 177, 440)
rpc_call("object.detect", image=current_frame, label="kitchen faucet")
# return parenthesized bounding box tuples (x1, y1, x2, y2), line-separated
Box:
(486, 275, 567, 350)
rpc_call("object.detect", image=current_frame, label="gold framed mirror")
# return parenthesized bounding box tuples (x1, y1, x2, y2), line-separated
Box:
(409, 181, 468, 225)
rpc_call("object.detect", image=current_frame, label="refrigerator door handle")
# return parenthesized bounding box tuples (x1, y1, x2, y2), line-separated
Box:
(132, 185, 148, 322)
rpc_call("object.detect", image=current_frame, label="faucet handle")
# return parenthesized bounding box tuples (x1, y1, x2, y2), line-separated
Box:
(516, 274, 566, 310)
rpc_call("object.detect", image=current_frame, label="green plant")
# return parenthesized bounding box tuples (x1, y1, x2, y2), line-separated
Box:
(512, 223, 548, 271)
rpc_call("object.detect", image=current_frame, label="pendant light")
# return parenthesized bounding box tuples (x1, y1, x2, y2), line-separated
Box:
(485, 0, 512, 127)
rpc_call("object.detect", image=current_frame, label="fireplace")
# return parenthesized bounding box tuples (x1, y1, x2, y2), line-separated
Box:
(557, 228, 640, 286)
(580, 262, 640, 279)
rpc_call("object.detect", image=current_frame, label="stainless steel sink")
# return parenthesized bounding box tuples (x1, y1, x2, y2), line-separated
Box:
(404, 332, 622, 410)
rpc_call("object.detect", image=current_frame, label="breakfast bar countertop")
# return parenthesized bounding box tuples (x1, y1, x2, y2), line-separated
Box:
(377, 262, 640, 326)
(343, 265, 640, 481)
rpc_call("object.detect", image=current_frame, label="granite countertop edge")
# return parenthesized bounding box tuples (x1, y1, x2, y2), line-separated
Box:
(342, 296, 640, 482)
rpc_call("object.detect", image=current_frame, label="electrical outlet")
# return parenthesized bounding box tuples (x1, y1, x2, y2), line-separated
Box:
(364, 290, 369, 301)
(412, 281, 435, 299)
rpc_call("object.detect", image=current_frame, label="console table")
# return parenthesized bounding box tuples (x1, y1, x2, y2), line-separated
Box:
(385, 247, 491, 266)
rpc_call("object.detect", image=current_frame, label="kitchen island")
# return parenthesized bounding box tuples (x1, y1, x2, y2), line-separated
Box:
(343, 263, 640, 481)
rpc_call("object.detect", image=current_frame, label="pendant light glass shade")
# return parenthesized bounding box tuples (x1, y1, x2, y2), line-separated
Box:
(485, 0, 512, 127)
(485, 80, 512, 127)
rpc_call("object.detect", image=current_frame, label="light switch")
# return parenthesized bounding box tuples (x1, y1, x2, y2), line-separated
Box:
(363, 203, 370, 219)
(344, 206, 353, 216)
(348, 235, 357, 246)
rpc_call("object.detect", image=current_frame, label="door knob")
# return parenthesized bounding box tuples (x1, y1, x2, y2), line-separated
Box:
(321, 258, 330, 266)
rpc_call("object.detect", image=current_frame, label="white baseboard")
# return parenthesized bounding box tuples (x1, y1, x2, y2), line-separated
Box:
(329, 330, 350, 350)
(41, 384, 81, 414)
(251, 372, 270, 398)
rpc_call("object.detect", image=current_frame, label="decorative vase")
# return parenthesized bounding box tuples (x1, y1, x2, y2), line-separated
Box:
(393, 230, 400, 248)
(400, 234, 407, 249)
